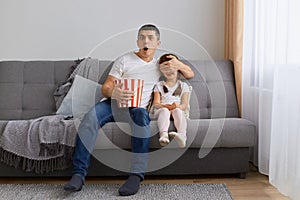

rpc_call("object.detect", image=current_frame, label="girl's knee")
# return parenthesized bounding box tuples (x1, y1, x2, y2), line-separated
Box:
(161, 107, 169, 113)
(156, 108, 170, 118)
(158, 108, 170, 116)
(173, 108, 183, 115)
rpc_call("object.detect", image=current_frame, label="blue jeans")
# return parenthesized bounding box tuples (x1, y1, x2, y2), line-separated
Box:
(71, 99, 150, 180)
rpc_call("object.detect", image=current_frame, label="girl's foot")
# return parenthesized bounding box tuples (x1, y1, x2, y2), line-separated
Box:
(159, 132, 169, 146)
(169, 132, 186, 148)
(168, 131, 177, 138)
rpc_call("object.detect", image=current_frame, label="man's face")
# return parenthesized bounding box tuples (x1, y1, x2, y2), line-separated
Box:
(136, 30, 160, 57)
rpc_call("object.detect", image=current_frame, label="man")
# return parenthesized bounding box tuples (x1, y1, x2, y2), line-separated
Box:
(64, 24, 194, 196)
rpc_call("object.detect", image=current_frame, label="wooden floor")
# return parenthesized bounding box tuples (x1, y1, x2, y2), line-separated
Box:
(0, 164, 290, 200)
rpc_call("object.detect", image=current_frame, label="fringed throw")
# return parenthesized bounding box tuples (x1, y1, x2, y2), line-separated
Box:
(0, 147, 74, 174)
(0, 115, 77, 174)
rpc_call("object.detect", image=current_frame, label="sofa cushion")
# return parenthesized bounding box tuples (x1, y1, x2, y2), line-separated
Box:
(182, 60, 239, 119)
(186, 118, 256, 148)
(0, 61, 75, 120)
(56, 75, 103, 120)
(94, 118, 256, 150)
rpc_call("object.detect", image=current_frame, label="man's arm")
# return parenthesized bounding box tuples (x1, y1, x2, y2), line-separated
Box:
(177, 62, 194, 79)
(102, 75, 117, 98)
(160, 55, 194, 79)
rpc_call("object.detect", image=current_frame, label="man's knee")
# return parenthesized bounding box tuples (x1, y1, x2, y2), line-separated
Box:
(93, 101, 113, 124)
(130, 108, 150, 126)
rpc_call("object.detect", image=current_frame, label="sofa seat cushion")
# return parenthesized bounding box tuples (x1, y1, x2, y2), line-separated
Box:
(93, 118, 256, 150)
(1, 117, 255, 151)
(186, 118, 256, 148)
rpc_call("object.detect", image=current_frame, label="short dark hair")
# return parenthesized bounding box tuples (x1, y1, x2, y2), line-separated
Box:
(158, 53, 179, 64)
(138, 24, 160, 40)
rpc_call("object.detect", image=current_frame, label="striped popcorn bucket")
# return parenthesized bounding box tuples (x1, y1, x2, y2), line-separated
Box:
(115, 79, 144, 108)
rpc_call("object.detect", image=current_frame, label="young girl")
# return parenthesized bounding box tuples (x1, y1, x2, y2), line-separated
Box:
(153, 54, 190, 148)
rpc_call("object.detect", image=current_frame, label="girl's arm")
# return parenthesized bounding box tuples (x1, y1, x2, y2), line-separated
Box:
(153, 92, 163, 109)
(176, 92, 189, 110)
(153, 92, 164, 109)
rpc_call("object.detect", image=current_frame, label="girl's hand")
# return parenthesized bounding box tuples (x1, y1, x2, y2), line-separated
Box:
(173, 102, 186, 111)
(174, 102, 180, 107)
(168, 103, 178, 110)
(162, 104, 174, 110)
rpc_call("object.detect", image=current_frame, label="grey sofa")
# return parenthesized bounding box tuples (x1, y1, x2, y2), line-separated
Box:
(0, 59, 256, 178)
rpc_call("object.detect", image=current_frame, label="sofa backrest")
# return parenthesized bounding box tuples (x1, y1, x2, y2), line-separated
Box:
(0, 61, 74, 120)
(0, 59, 238, 120)
(182, 60, 239, 119)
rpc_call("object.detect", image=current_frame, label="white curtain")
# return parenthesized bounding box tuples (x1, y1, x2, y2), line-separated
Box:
(242, 0, 300, 199)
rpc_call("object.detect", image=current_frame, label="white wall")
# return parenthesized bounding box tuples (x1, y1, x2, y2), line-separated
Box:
(0, 0, 224, 60)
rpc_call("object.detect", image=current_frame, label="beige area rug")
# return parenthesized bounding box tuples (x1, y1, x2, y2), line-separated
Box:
(0, 183, 233, 200)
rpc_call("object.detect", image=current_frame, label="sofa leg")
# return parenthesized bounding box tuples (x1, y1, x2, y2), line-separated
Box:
(238, 172, 247, 179)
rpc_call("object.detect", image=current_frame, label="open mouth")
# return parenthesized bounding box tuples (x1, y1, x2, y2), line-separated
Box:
(143, 47, 148, 51)
(166, 72, 174, 76)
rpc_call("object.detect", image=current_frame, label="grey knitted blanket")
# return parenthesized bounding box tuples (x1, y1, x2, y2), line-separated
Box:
(0, 115, 77, 173)
(54, 58, 102, 109)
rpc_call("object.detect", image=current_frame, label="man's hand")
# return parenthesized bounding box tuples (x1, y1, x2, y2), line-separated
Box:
(160, 54, 182, 72)
(159, 54, 194, 79)
(111, 83, 134, 104)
